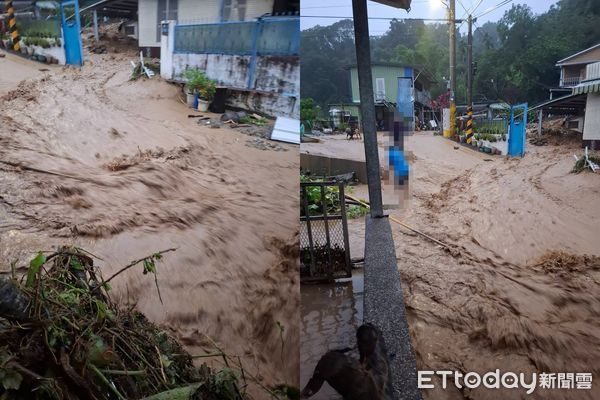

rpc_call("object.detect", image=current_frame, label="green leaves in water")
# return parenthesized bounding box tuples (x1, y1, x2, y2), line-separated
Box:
(26, 251, 46, 287)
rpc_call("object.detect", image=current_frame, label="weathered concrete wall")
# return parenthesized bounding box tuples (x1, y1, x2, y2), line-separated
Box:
(168, 52, 299, 117)
(160, 16, 299, 118)
(227, 89, 298, 118)
(583, 92, 600, 140)
(300, 153, 368, 183)
(252, 56, 299, 94)
(172, 53, 251, 88)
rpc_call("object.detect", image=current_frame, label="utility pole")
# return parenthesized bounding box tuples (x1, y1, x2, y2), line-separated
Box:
(352, 0, 383, 218)
(467, 14, 473, 107)
(448, 0, 456, 137)
(465, 14, 474, 144)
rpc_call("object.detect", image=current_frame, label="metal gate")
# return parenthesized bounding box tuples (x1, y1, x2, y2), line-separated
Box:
(300, 181, 352, 282)
(59, 0, 83, 66)
(508, 103, 528, 157)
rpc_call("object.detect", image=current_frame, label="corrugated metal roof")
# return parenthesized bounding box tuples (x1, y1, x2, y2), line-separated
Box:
(574, 80, 600, 94)
(529, 92, 587, 113)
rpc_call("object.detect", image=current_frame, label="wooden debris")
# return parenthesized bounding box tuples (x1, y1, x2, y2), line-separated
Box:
(529, 136, 549, 146)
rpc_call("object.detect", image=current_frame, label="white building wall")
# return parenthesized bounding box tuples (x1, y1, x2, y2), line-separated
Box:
(178, 0, 221, 24)
(140, 0, 275, 47)
(139, 0, 159, 48)
(245, 0, 274, 20)
(583, 92, 600, 140)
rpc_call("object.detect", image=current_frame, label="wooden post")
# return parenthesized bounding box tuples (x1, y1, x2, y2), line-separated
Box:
(537, 108, 543, 136)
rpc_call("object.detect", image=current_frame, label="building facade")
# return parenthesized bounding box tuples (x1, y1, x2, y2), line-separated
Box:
(335, 63, 435, 131)
(139, 0, 297, 57)
(556, 43, 600, 88)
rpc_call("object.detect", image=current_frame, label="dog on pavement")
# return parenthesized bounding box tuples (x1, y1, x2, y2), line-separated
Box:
(346, 128, 362, 141)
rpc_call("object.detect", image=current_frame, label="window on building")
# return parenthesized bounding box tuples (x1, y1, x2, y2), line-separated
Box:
(375, 78, 385, 100)
(222, 0, 247, 22)
(157, 0, 178, 42)
(125, 25, 135, 36)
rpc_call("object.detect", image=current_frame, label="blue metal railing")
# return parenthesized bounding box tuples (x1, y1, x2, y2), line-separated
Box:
(174, 17, 299, 56)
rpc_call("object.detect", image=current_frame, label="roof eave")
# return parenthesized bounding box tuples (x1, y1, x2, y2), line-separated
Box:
(556, 43, 600, 65)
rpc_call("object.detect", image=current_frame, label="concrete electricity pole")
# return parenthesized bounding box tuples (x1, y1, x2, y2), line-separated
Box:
(465, 14, 474, 144)
(467, 14, 474, 107)
(448, 0, 456, 137)
(352, 0, 384, 218)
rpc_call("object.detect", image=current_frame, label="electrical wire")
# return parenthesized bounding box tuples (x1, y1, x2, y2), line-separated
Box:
(456, 0, 470, 15)
(302, 0, 430, 7)
(475, 0, 513, 19)
(460, 0, 485, 19)
(301, 15, 461, 22)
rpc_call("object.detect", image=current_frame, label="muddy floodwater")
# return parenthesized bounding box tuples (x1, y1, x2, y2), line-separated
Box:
(300, 270, 364, 400)
(0, 49, 299, 394)
(302, 131, 600, 399)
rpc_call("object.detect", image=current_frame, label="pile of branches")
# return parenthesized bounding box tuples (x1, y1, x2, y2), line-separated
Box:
(130, 60, 160, 81)
(0, 247, 245, 400)
(572, 153, 600, 173)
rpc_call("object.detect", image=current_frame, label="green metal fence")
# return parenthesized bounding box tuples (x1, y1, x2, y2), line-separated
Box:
(17, 16, 61, 38)
(474, 118, 509, 135)
(174, 17, 299, 56)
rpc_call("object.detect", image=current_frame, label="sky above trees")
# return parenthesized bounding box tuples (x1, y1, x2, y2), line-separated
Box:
(301, 0, 557, 34)
(301, 0, 600, 108)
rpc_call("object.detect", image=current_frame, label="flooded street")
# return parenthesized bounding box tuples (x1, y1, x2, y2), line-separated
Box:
(300, 270, 364, 400)
(302, 131, 600, 399)
(0, 49, 299, 392)
(300, 214, 366, 399)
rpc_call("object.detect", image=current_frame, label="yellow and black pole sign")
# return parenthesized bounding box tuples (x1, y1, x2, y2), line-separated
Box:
(465, 106, 474, 144)
(4, 1, 20, 52)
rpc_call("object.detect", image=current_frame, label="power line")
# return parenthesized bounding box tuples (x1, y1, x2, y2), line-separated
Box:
(460, 0, 485, 19)
(469, 0, 486, 15)
(302, 0, 430, 7)
(475, 0, 513, 19)
(456, 0, 470, 15)
(302, 15, 462, 22)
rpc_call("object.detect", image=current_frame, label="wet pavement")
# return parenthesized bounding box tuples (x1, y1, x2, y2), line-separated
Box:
(300, 270, 364, 399)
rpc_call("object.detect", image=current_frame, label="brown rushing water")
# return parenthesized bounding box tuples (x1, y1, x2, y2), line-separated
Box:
(0, 50, 299, 393)
(304, 132, 600, 399)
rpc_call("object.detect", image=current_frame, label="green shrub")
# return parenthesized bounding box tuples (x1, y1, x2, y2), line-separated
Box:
(182, 68, 216, 100)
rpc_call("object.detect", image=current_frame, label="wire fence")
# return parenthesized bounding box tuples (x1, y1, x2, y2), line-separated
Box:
(300, 182, 352, 282)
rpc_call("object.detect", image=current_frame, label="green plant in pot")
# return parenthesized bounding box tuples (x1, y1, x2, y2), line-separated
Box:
(183, 68, 204, 106)
(197, 77, 216, 112)
(182, 68, 216, 111)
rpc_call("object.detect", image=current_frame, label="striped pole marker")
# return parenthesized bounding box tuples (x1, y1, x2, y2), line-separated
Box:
(5, 1, 20, 52)
(465, 106, 474, 144)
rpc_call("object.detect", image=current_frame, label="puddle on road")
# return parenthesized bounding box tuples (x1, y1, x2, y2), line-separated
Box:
(300, 270, 364, 399)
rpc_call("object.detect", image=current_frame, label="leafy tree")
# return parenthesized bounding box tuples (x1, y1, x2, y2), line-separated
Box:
(301, 98, 319, 129)
(301, 0, 600, 109)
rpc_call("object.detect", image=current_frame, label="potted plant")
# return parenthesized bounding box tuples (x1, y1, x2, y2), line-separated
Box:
(183, 68, 203, 106)
(197, 77, 216, 112)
